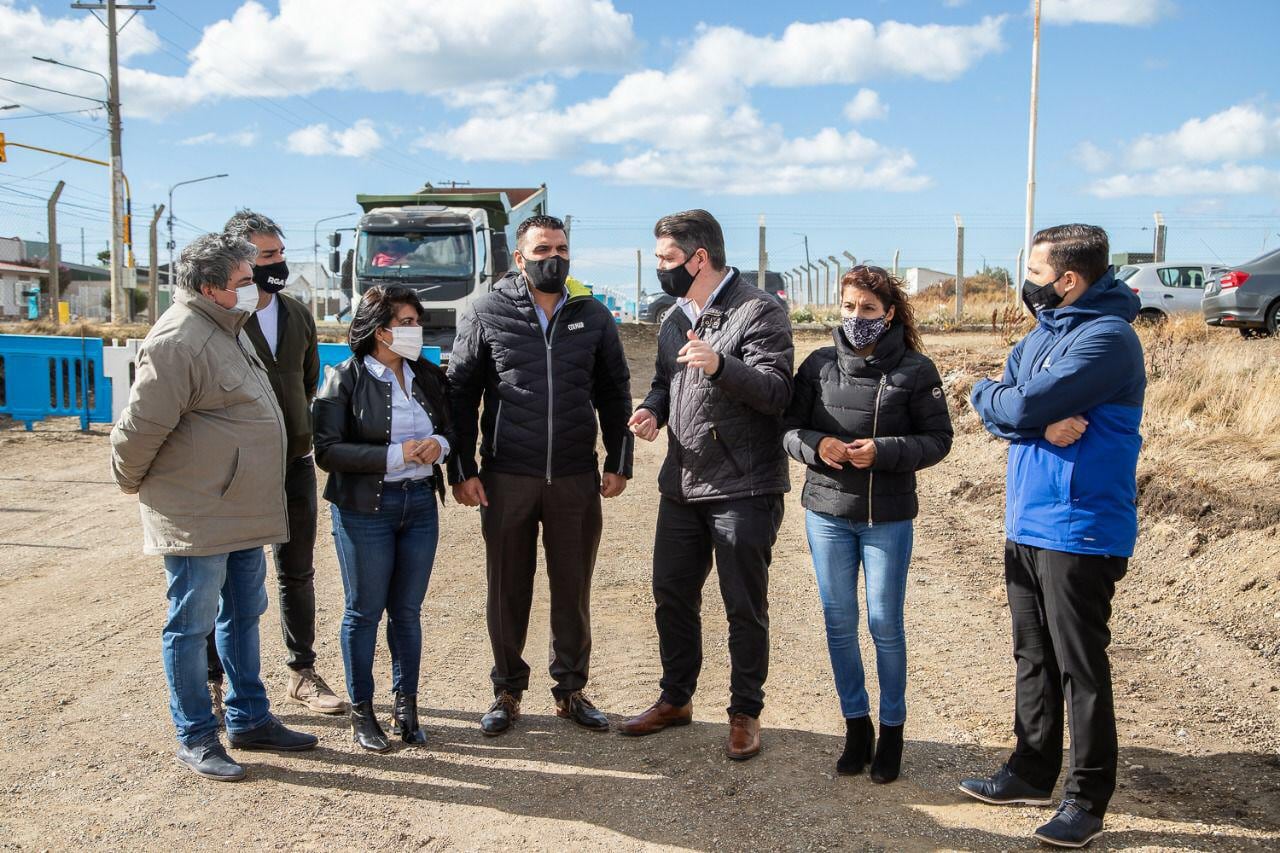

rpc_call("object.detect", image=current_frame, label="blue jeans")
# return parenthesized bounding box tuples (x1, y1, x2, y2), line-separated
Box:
(162, 548, 272, 746)
(331, 480, 439, 705)
(805, 511, 913, 725)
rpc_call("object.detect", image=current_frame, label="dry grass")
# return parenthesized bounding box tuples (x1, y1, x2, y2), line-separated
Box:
(1137, 315, 1280, 490)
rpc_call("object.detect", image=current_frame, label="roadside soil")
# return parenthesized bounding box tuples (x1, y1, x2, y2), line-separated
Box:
(0, 324, 1276, 851)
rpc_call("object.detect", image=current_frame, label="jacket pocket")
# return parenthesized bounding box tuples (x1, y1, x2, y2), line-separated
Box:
(218, 369, 265, 419)
(220, 445, 272, 505)
(491, 400, 504, 456)
(710, 426, 745, 478)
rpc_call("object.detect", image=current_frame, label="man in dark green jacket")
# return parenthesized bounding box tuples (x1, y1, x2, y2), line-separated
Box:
(203, 210, 343, 717)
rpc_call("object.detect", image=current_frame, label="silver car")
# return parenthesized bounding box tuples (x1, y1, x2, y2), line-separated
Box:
(1202, 247, 1280, 338)
(1114, 262, 1220, 321)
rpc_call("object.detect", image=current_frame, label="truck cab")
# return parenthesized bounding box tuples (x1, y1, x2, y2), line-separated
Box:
(336, 184, 547, 360)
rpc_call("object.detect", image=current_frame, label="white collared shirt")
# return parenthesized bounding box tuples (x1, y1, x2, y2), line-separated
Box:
(677, 269, 733, 324)
(533, 287, 568, 332)
(256, 293, 280, 358)
(361, 354, 451, 482)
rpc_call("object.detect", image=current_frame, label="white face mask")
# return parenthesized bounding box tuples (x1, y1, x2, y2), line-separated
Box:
(232, 283, 260, 313)
(386, 325, 423, 362)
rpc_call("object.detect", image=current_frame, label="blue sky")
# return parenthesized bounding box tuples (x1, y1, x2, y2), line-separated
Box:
(2, 0, 1278, 297)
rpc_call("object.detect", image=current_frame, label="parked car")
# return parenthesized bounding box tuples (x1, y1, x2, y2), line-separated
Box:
(1114, 262, 1221, 322)
(1202, 247, 1280, 338)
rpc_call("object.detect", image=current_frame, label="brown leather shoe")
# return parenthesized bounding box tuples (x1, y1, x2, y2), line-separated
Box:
(726, 712, 761, 761)
(617, 699, 692, 736)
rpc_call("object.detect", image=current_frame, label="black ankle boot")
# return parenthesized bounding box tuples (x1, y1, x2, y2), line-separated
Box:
(350, 700, 392, 753)
(392, 691, 427, 744)
(836, 716, 875, 776)
(870, 723, 903, 784)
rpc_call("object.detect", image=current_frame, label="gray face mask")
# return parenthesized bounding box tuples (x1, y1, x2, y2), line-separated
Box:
(842, 315, 888, 350)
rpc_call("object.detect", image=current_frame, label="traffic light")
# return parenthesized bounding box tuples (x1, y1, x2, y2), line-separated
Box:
(0, 132, 6, 163)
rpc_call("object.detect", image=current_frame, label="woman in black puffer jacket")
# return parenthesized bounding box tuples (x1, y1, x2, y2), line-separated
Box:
(783, 265, 953, 784)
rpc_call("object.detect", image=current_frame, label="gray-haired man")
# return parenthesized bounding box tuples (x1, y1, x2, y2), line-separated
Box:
(111, 233, 317, 781)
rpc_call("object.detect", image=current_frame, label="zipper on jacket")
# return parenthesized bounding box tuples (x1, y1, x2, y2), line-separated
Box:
(868, 373, 887, 527)
(492, 400, 504, 457)
(711, 426, 745, 478)
(543, 309, 561, 484)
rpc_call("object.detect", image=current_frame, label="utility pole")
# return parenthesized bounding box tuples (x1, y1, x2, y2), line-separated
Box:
(635, 248, 642, 324)
(80, 227, 85, 264)
(70, 2, 155, 322)
(564, 214, 573, 244)
(955, 215, 966, 323)
(1023, 0, 1042, 275)
(47, 181, 65, 324)
(148, 203, 163, 323)
(1153, 211, 1167, 262)
(757, 215, 767, 290)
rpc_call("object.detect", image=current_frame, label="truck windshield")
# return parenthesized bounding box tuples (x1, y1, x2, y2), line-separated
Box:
(358, 231, 473, 279)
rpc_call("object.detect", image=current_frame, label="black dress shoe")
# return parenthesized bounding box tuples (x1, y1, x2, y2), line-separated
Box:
(480, 691, 520, 736)
(837, 716, 875, 776)
(227, 715, 318, 752)
(870, 722, 903, 784)
(176, 737, 244, 781)
(959, 765, 1054, 806)
(1034, 800, 1104, 848)
(350, 700, 392, 753)
(392, 691, 428, 745)
(554, 691, 610, 731)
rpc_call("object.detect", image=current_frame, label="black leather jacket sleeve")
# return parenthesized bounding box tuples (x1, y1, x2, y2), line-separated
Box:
(312, 363, 389, 474)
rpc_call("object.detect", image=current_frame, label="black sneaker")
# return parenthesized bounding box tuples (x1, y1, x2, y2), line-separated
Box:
(959, 765, 1055, 806)
(227, 715, 318, 752)
(176, 737, 244, 782)
(1034, 800, 1104, 848)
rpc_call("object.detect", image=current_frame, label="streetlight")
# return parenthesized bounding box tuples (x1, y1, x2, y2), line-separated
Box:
(33, 56, 108, 97)
(313, 211, 355, 320)
(167, 174, 229, 289)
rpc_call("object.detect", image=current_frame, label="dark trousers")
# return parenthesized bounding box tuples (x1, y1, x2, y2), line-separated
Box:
(652, 494, 783, 718)
(1004, 539, 1127, 819)
(480, 470, 602, 700)
(208, 455, 319, 680)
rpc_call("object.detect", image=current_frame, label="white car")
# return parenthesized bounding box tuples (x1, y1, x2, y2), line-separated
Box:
(1114, 262, 1223, 321)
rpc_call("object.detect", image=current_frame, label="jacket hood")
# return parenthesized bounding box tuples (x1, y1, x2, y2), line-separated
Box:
(1038, 268, 1140, 332)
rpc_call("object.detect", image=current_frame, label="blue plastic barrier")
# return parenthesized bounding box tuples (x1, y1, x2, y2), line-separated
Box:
(317, 342, 441, 377)
(0, 334, 113, 431)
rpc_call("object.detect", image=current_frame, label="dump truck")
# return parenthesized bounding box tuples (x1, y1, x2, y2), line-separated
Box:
(330, 183, 548, 358)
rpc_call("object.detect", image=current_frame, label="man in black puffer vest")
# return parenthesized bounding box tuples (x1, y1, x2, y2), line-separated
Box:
(619, 209, 793, 761)
(448, 215, 633, 736)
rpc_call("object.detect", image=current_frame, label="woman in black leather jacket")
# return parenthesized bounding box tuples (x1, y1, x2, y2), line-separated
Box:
(313, 285, 453, 752)
(783, 266, 953, 784)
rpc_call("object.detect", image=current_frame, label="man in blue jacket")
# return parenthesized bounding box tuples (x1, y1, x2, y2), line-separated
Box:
(961, 224, 1144, 849)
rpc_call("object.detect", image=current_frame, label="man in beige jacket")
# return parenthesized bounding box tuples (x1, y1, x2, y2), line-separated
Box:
(110, 233, 317, 782)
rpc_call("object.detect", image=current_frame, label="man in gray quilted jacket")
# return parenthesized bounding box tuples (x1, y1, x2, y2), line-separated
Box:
(619, 209, 793, 761)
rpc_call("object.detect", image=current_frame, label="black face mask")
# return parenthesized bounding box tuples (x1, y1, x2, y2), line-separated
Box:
(523, 255, 569, 294)
(657, 251, 702, 298)
(254, 260, 289, 294)
(1021, 274, 1064, 315)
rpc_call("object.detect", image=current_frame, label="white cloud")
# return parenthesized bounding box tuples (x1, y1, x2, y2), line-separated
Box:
(1089, 164, 1280, 198)
(0, 0, 638, 118)
(844, 89, 888, 122)
(421, 14, 1005, 193)
(179, 128, 259, 147)
(286, 119, 381, 157)
(1042, 0, 1173, 26)
(1072, 140, 1112, 173)
(1081, 103, 1280, 197)
(1126, 104, 1280, 167)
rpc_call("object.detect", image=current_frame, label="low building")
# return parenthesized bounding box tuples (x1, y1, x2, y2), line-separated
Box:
(903, 267, 952, 295)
